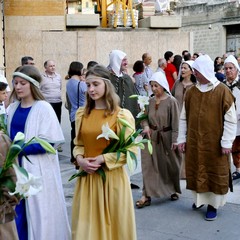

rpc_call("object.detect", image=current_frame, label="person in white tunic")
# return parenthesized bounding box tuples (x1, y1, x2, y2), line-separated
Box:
(7, 65, 71, 240)
(177, 55, 237, 221)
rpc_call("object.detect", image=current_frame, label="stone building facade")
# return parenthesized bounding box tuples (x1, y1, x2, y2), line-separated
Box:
(3, 0, 189, 83)
(176, 1, 240, 58)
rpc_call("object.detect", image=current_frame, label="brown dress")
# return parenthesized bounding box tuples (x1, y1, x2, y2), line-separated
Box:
(171, 80, 194, 112)
(141, 96, 182, 198)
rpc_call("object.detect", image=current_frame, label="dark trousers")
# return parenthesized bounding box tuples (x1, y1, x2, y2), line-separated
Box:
(70, 121, 76, 163)
(50, 102, 62, 123)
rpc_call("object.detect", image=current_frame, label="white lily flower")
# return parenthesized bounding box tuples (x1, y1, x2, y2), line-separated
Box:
(96, 122, 119, 141)
(9, 164, 42, 198)
(13, 132, 25, 142)
(137, 95, 149, 110)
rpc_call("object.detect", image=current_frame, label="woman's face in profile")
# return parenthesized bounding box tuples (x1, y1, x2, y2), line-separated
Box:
(181, 63, 192, 79)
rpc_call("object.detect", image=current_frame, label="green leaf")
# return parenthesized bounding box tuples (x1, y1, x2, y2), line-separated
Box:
(5, 144, 22, 164)
(125, 129, 142, 147)
(116, 151, 121, 162)
(96, 167, 106, 183)
(34, 137, 56, 154)
(68, 170, 88, 181)
(0, 114, 8, 134)
(15, 139, 25, 148)
(126, 151, 135, 173)
(139, 139, 149, 143)
(136, 114, 148, 120)
(136, 142, 145, 149)
(129, 151, 137, 172)
(125, 134, 135, 147)
(22, 154, 33, 164)
(128, 94, 139, 99)
(135, 114, 148, 126)
(15, 165, 29, 178)
(147, 140, 153, 155)
(1, 178, 16, 192)
(118, 118, 134, 130)
(133, 129, 143, 137)
(102, 139, 118, 154)
(119, 126, 126, 146)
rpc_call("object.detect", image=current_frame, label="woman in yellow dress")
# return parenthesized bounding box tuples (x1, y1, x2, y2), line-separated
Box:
(71, 64, 137, 240)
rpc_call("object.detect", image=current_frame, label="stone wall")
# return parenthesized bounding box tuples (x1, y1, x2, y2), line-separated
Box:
(180, 23, 226, 59)
(4, 16, 189, 96)
(4, 0, 240, 92)
(176, 1, 240, 59)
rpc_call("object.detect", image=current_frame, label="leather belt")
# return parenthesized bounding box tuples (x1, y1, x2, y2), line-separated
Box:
(149, 124, 172, 132)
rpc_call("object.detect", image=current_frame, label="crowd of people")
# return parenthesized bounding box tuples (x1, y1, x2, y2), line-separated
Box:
(0, 49, 240, 239)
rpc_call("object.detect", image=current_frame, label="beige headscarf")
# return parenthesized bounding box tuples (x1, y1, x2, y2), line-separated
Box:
(108, 50, 126, 77)
(192, 54, 219, 85)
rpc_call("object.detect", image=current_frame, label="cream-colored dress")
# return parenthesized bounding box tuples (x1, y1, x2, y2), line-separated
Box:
(72, 107, 137, 240)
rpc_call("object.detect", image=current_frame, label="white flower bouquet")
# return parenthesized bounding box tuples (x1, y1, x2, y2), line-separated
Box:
(129, 95, 149, 121)
(0, 132, 56, 200)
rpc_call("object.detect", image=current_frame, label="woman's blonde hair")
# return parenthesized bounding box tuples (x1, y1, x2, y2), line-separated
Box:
(10, 65, 45, 101)
(84, 64, 119, 116)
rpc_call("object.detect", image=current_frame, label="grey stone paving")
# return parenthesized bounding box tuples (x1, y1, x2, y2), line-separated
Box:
(59, 151, 240, 240)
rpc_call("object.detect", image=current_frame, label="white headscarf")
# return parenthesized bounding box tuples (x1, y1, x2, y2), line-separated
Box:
(192, 54, 219, 85)
(184, 60, 194, 69)
(177, 60, 194, 79)
(108, 50, 126, 77)
(149, 71, 171, 95)
(224, 54, 240, 72)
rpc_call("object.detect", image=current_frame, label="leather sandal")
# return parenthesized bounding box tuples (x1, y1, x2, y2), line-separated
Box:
(135, 196, 151, 208)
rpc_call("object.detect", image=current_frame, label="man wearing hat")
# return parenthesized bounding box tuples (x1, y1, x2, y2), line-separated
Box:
(223, 55, 240, 180)
(178, 54, 237, 221)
